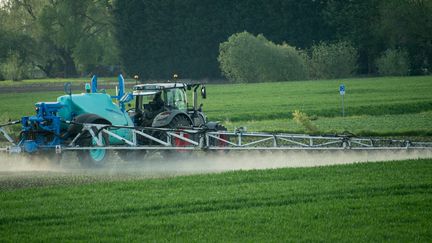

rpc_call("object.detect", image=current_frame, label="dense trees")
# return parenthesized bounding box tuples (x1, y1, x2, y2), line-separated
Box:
(113, 0, 331, 80)
(0, 0, 119, 80)
(114, 0, 432, 80)
(0, 0, 431, 80)
(309, 41, 358, 79)
(377, 0, 432, 75)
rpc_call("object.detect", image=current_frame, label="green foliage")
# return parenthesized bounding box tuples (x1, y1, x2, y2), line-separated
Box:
(113, 0, 431, 79)
(376, 49, 410, 76)
(0, 54, 29, 81)
(113, 0, 331, 79)
(1, 160, 432, 241)
(324, 0, 432, 75)
(0, 0, 119, 78)
(218, 32, 308, 82)
(323, 0, 381, 74)
(377, 0, 432, 74)
(292, 110, 318, 133)
(309, 41, 358, 79)
(0, 0, 430, 79)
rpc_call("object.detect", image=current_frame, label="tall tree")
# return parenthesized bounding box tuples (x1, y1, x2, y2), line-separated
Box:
(377, 0, 432, 74)
(323, 0, 382, 74)
(113, 0, 332, 80)
(0, 0, 119, 78)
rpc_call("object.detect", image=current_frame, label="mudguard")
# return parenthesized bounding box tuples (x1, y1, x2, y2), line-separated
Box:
(203, 121, 221, 130)
(67, 113, 131, 145)
(190, 111, 207, 127)
(67, 113, 111, 136)
(152, 110, 193, 128)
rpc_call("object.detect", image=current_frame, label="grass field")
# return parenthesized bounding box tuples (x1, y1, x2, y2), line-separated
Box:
(0, 77, 431, 241)
(1, 76, 431, 135)
(1, 159, 431, 241)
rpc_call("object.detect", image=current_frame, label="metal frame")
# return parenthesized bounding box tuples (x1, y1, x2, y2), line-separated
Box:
(1, 122, 432, 154)
(205, 131, 431, 149)
(0, 127, 16, 145)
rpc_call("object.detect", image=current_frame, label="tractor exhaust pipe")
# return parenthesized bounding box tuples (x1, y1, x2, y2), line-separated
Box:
(193, 86, 199, 111)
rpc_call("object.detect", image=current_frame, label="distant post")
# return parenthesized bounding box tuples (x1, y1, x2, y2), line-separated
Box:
(339, 84, 345, 117)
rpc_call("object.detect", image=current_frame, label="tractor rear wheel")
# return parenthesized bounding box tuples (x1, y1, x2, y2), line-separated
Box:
(168, 115, 192, 129)
(159, 115, 193, 159)
(209, 124, 229, 153)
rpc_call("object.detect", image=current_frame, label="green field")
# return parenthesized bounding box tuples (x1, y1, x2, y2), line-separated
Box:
(1, 76, 431, 136)
(1, 77, 432, 241)
(1, 160, 431, 241)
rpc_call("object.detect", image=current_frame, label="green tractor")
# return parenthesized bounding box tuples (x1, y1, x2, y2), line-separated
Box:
(16, 74, 225, 167)
(75, 75, 225, 163)
(130, 82, 207, 129)
(124, 81, 227, 155)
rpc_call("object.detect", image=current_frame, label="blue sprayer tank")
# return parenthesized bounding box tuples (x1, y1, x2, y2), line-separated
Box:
(19, 75, 133, 153)
(57, 92, 134, 144)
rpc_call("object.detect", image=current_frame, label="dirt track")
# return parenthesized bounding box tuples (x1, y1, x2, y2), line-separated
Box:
(0, 82, 137, 94)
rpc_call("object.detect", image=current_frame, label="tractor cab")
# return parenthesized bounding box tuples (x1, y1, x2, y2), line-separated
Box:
(130, 82, 207, 128)
(134, 83, 188, 110)
(131, 83, 188, 126)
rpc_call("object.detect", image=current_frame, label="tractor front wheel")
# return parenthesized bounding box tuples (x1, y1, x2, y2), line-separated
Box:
(160, 115, 193, 159)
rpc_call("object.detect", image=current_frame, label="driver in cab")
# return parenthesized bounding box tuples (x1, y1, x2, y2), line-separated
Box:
(149, 92, 164, 112)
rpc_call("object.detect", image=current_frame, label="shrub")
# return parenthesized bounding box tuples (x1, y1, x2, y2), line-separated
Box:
(0, 54, 30, 81)
(309, 41, 358, 79)
(376, 49, 410, 76)
(218, 32, 308, 82)
(292, 110, 318, 133)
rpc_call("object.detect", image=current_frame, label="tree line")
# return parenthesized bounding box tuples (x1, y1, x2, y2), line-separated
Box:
(0, 0, 118, 80)
(0, 0, 431, 81)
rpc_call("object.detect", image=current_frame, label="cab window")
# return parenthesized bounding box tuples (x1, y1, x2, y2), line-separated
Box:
(164, 89, 187, 110)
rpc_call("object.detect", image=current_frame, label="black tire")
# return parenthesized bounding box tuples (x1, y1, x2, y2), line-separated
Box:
(155, 115, 193, 141)
(209, 124, 229, 154)
(192, 113, 206, 127)
(169, 115, 193, 129)
(74, 114, 111, 168)
(158, 115, 193, 159)
(77, 130, 110, 167)
(67, 113, 101, 137)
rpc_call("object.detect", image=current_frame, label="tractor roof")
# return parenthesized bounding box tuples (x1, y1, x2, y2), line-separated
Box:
(133, 83, 187, 91)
